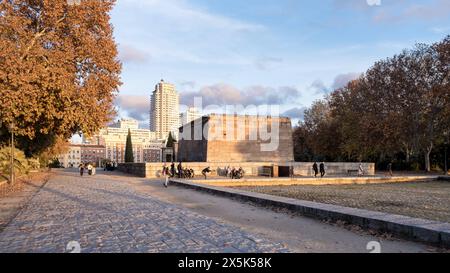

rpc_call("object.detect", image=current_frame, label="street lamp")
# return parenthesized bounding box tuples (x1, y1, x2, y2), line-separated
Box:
(445, 132, 449, 176)
(9, 120, 15, 185)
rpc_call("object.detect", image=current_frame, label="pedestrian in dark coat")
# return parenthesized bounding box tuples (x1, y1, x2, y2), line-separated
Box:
(320, 162, 326, 178)
(177, 162, 183, 178)
(170, 162, 175, 178)
(387, 162, 393, 177)
(312, 162, 319, 177)
(79, 164, 85, 177)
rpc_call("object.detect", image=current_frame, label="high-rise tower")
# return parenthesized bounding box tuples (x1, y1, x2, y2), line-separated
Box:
(150, 79, 180, 140)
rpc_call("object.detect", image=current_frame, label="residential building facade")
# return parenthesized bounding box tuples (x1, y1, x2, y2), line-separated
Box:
(58, 145, 82, 168)
(87, 118, 164, 164)
(80, 145, 106, 167)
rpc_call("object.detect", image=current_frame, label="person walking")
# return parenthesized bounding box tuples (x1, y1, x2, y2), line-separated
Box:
(202, 167, 211, 180)
(358, 163, 364, 176)
(320, 162, 326, 178)
(312, 162, 319, 177)
(162, 164, 169, 188)
(387, 162, 393, 177)
(79, 163, 85, 177)
(87, 163, 93, 176)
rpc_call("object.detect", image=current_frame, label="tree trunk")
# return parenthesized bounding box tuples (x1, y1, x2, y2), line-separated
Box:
(424, 142, 433, 172)
(404, 144, 412, 162)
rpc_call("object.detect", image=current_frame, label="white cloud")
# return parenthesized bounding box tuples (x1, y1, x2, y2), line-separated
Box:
(114, 0, 265, 66)
(115, 95, 149, 122)
(180, 84, 301, 106)
(431, 26, 450, 34)
(331, 73, 361, 90)
(255, 56, 283, 70)
(120, 0, 264, 32)
(118, 44, 150, 64)
(283, 107, 307, 121)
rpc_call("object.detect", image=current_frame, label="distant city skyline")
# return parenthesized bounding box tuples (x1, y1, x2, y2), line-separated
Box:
(112, 0, 450, 128)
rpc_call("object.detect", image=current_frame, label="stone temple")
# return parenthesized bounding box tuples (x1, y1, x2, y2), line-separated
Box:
(177, 114, 294, 163)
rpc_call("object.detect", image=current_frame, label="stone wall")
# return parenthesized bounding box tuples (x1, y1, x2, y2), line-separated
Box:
(119, 162, 375, 179)
(117, 163, 147, 177)
(178, 115, 294, 163)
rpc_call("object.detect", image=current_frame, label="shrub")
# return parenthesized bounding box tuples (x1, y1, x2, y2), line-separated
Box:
(0, 147, 39, 180)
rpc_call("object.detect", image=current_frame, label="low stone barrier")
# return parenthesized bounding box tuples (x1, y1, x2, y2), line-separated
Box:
(438, 176, 450, 181)
(118, 162, 376, 179)
(182, 176, 437, 187)
(170, 179, 450, 248)
(117, 163, 147, 177)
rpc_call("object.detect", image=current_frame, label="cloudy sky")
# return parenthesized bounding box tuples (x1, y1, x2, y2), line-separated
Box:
(112, 0, 450, 127)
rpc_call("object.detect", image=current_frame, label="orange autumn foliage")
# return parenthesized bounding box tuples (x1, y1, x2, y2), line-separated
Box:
(0, 0, 121, 156)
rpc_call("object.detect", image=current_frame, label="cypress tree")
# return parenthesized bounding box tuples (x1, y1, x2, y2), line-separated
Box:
(125, 129, 134, 163)
(166, 132, 175, 148)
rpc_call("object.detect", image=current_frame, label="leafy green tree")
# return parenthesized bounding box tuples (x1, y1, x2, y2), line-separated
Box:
(124, 129, 134, 163)
(0, 147, 30, 181)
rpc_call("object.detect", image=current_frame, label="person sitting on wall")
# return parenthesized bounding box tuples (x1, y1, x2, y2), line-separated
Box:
(177, 162, 183, 178)
(202, 167, 211, 180)
(170, 162, 176, 178)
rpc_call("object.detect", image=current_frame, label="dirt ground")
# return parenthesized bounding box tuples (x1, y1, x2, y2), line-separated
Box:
(234, 181, 450, 223)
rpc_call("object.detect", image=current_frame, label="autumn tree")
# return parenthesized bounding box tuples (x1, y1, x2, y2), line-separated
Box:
(0, 0, 121, 157)
(292, 124, 314, 162)
(293, 36, 450, 171)
(293, 100, 343, 161)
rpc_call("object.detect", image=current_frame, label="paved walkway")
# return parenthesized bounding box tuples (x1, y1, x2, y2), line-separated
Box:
(0, 170, 288, 253)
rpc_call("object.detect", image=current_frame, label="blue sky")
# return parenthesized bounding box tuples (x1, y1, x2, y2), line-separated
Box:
(111, 0, 450, 127)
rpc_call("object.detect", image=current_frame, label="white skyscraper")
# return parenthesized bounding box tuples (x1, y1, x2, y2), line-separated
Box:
(150, 79, 180, 140)
(180, 107, 201, 127)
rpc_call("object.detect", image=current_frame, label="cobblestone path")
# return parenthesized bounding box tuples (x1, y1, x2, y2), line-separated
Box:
(0, 171, 289, 253)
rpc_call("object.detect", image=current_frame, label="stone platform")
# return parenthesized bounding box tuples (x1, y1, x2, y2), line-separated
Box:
(118, 162, 376, 179)
(179, 175, 438, 187)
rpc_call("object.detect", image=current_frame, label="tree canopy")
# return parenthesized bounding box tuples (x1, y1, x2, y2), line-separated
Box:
(294, 36, 450, 172)
(0, 0, 121, 157)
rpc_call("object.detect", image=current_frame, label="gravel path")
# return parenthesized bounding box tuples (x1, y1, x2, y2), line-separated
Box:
(235, 181, 450, 223)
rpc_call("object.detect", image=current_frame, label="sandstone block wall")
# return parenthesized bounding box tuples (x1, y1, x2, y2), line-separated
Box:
(178, 115, 294, 163)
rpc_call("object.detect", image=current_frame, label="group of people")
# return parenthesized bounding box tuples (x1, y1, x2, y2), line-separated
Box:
(223, 166, 245, 180)
(104, 161, 117, 172)
(312, 162, 367, 177)
(162, 162, 196, 187)
(312, 162, 327, 178)
(79, 163, 96, 177)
